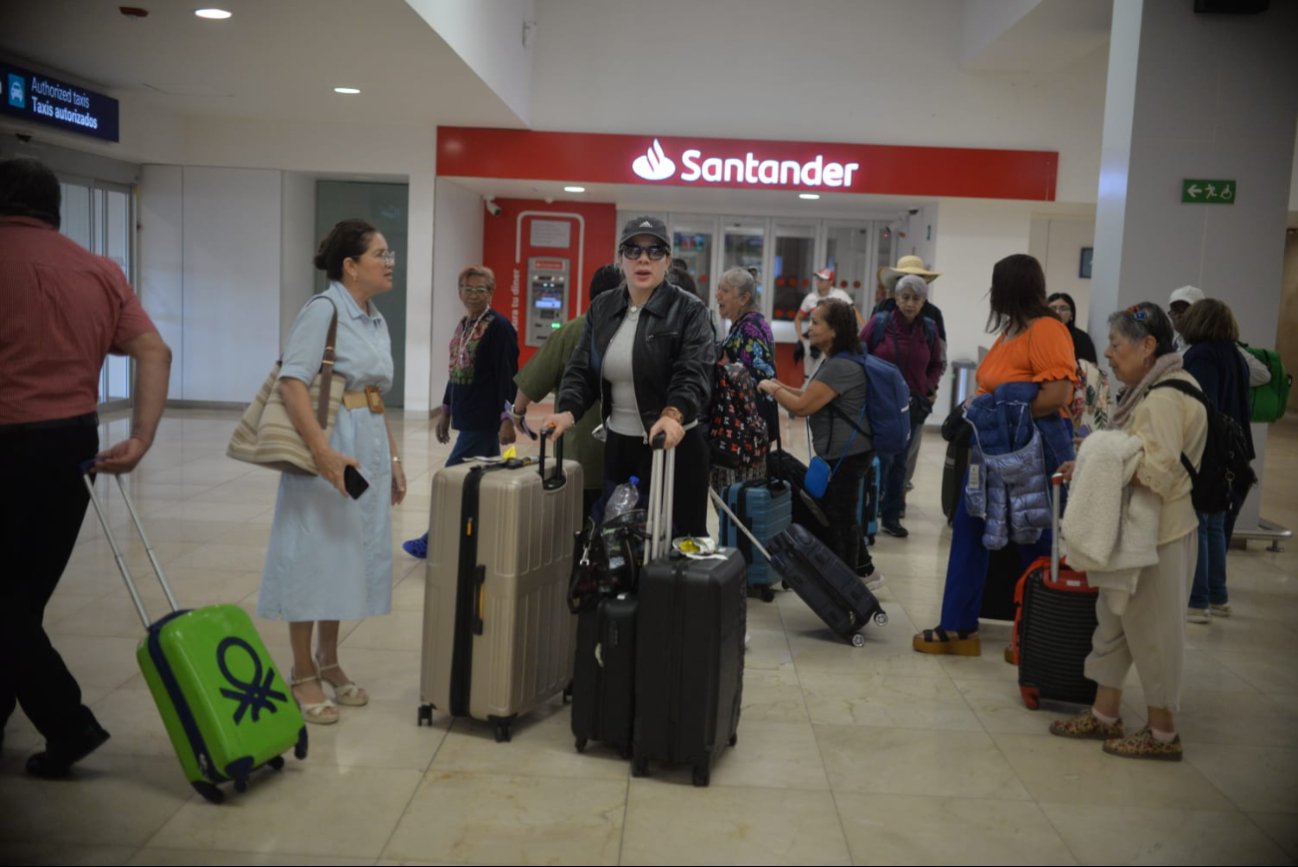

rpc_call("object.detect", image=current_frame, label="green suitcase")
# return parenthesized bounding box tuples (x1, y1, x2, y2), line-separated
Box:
(83, 469, 307, 803)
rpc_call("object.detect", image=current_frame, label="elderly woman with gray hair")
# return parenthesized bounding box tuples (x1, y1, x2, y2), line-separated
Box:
(859, 274, 945, 537)
(712, 267, 778, 488)
(1051, 301, 1206, 761)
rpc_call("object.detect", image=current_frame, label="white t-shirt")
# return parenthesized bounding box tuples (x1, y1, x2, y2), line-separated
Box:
(798, 287, 854, 316)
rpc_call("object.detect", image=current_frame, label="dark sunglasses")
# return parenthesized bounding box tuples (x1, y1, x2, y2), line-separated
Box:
(620, 244, 670, 261)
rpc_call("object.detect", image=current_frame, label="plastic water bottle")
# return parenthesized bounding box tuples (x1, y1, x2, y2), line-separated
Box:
(603, 476, 641, 523)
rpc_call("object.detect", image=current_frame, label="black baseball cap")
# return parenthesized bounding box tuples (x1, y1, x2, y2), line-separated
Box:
(619, 215, 670, 249)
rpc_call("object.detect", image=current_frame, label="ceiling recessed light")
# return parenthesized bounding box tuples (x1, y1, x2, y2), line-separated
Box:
(334, 87, 361, 95)
(799, 193, 821, 200)
(563, 185, 586, 193)
(194, 8, 233, 19)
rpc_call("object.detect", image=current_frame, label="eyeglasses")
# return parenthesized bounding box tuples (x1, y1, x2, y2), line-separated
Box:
(460, 284, 492, 295)
(620, 244, 670, 261)
(352, 250, 396, 265)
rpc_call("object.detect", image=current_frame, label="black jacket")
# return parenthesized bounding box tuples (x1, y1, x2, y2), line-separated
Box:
(557, 281, 715, 431)
(1184, 339, 1255, 460)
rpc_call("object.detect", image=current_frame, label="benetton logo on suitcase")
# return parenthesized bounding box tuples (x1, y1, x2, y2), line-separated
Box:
(217, 637, 288, 724)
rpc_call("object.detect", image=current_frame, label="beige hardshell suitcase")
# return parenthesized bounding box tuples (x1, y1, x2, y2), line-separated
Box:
(417, 432, 582, 741)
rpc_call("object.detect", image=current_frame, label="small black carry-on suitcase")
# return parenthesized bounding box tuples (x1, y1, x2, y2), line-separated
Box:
(715, 490, 888, 648)
(1010, 473, 1099, 709)
(633, 436, 746, 787)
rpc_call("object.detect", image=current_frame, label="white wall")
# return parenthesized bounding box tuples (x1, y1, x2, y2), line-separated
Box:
(429, 180, 485, 413)
(139, 166, 284, 403)
(928, 198, 1037, 419)
(405, 0, 535, 126)
(531, 0, 1110, 204)
(1028, 216, 1096, 325)
(280, 173, 317, 349)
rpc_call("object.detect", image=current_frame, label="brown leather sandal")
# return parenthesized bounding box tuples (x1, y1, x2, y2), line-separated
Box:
(912, 627, 981, 656)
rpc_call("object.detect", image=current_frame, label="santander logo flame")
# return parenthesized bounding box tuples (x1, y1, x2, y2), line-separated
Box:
(631, 139, 677, 181)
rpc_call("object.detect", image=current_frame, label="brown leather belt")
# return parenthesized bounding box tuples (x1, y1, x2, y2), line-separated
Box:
(341, 386, 384, 413)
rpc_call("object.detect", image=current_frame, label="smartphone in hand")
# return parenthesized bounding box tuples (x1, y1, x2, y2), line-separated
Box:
(343, 465, 370, 499)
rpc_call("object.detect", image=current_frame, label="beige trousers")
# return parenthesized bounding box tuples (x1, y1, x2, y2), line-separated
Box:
(1083, 532, 1198, 712)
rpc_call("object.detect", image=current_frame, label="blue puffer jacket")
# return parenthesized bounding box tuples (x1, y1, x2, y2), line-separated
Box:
(965, 382, 1075, 550)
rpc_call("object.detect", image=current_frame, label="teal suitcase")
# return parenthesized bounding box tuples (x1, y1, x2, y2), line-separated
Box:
(83, 469, 307, 803)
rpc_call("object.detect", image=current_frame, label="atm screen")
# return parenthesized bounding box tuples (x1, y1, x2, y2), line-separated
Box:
(533, 279, 564, 309)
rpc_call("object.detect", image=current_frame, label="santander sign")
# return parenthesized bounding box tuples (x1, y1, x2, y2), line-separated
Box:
(631, 138, 860, 189)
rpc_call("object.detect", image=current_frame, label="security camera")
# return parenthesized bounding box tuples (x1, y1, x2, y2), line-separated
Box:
(15, 132, 32, 143)
(908, 208, 919, 215)
(484, 196, 502, 217)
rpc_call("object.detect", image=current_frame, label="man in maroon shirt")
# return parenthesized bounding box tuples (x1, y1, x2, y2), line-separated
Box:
(0, 157, 172, 778)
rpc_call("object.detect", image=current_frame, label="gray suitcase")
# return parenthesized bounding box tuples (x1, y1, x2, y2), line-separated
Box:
(418, 432, 582, 741)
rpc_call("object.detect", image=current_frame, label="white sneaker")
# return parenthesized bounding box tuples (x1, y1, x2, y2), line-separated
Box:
(1186, 607, 1211, 624)
(863, 571, 887, 592)
(1209, 603, 1232, 618)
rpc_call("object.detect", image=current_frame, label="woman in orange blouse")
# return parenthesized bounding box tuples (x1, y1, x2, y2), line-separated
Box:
(913, 254, 1077, 656)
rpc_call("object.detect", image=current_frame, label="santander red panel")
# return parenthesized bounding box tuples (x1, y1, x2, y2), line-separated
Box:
(438, 127, 1057, 201)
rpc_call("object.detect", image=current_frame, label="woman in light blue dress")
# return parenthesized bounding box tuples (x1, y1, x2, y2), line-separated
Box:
(259, 219, 407, 724)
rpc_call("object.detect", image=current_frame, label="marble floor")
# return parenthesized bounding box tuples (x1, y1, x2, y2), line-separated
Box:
(2, 407, 1296, 866)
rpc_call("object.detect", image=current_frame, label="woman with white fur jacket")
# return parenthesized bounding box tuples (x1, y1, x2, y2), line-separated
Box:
(1050, 302, 1206, 762)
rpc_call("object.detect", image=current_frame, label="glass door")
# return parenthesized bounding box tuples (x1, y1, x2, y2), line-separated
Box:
(825, 222, 875, 314)
(719, 218, 767, 334)
(60, 178, 135, 407)
(669, 215, 717, 307)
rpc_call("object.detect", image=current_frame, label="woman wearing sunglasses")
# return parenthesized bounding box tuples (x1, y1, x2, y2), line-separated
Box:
(544, 217, 716, 536)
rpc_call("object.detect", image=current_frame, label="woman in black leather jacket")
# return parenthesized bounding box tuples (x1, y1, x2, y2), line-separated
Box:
(544, 217, 715, 535)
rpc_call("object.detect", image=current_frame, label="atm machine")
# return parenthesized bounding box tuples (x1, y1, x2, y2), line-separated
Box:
(525, 257, 570, 347)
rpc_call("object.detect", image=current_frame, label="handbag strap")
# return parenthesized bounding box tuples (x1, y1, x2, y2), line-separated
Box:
(314, 300, 340, 429)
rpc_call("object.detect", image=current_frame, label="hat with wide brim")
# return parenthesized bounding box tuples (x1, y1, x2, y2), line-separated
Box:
(881, 255, 939, 290)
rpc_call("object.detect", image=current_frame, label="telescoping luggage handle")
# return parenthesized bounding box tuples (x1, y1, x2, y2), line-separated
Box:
(709, 488, 772, 562)
(644, 432, 676, 566)
(79, 460, 180, 629)
(536, 425, 566, 491)
(1051, 472, 1064, 584)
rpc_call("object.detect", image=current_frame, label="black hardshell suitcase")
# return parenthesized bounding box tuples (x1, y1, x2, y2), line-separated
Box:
(571, 595, 637, 757)
(1014, 474, 1098, 708)
(632, 438, 746, 787)
(712, 493, 888, 648)
(768, 523, 887, 646)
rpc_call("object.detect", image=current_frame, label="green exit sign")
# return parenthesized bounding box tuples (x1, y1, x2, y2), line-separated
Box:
(1182, 178, 1236, 204)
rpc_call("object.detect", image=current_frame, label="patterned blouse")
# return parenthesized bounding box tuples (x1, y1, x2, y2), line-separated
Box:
(720, 311, 776, 381)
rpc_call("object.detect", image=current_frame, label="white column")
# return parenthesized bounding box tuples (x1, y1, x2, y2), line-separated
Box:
(1092, 0, 1298, 534)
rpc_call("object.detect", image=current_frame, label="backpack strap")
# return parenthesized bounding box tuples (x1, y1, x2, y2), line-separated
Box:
(866, 312, 890, 353)
(1149, 379, 1206, 481)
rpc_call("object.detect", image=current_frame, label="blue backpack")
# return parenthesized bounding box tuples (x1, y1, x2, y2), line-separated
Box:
(834, 353, 911, 455)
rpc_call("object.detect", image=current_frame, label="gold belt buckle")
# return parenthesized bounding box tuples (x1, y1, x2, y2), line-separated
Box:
(365, 386, 384, 414)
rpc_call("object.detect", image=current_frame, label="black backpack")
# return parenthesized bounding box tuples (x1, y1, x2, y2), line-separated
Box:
(1150, 379, 1257, 513)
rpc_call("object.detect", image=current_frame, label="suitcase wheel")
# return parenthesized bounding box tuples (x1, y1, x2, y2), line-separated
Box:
(417, 704, 434, 727)
(868, 534, 876, 546)
(268, 756, 285, 771)
(850, 632, 867, 648)
(192, 781, 224, 804)
(631, 755, 649, 777)
(760, 586, 775, 603)
(494, 721, 513, 743)
(574, 736, 588, 754)
(1020, 686, 1040, 710)
(294, 727, 309, 760)
(234, 778, 248, 794)
(692, 765, 710, 787)
(728, 733, 738, 747)
(619, 746, 632, 760)
(781, 581, 790, 590)
(873, 611, 888, 626)
(563, 682, 573, 704)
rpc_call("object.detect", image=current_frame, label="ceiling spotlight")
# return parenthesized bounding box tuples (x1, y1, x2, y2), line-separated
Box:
(799, 193, 821, 200)
(194, 8, 233, 19)
(333, 87, 361, 95)
(563, 185, 586, 193)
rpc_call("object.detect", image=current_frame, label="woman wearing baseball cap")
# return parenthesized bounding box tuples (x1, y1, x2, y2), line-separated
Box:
(544, 217, 716, 536)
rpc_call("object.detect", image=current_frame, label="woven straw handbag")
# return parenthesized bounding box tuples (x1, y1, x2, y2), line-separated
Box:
(227, 300, 343, 475)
